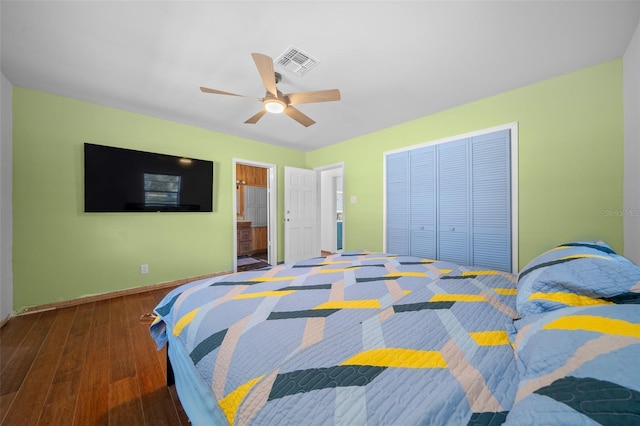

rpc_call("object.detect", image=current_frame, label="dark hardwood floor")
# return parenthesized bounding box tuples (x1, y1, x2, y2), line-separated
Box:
(0, 287, 190, 425)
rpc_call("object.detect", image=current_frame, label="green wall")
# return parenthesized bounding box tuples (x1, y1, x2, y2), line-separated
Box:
(12, 88, 305, 311)
(306, 59, 624, 268)
(12, 59, 624, 312)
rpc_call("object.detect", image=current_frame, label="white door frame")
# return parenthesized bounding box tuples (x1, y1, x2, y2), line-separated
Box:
(316, 163, 345, 253)
(232, 159, 277, 271)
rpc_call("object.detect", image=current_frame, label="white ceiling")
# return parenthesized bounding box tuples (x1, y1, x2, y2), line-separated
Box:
(2, 1, 639, 152)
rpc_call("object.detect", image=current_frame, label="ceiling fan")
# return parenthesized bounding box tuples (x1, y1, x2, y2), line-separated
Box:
(200, 53, 341, 127)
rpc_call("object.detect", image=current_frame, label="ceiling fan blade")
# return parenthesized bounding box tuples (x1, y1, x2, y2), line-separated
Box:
(283, 106, 316, 127)
(251, 53, 278, 96)
(200, 87, 258, 99)
(244, 109, 267, 124)
(286, 89, 341, 105)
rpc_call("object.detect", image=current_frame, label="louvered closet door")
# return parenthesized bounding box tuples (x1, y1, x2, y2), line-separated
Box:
(471, 130, 511, 271)
(386, 152, 410, 255)
(437, 139, 471, 266)
(410, 147, 436, 258)
(385, 129, 511, 271)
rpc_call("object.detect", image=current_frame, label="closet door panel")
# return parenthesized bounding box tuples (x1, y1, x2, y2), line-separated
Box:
(471, 130, 511, 271)
(410, 147, 436, 258)
(437, 139, 470, 265)
(386, 152, 410, 255)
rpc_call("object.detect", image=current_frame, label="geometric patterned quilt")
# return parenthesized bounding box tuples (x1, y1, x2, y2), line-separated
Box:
(150, 252, 520, 425)
(505, 304, 640, 425)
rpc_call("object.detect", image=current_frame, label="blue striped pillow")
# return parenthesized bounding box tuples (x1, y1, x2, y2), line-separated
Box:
(516, 241, 640, 317)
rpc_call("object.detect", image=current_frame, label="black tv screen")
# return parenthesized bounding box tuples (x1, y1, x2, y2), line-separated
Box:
(84, 143, 214, 212)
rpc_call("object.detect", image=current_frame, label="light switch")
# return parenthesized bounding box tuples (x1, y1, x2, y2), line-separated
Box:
(350, 196, 357, 204)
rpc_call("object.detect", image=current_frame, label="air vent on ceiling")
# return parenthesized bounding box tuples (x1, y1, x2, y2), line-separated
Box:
(275, 46, 319, 77)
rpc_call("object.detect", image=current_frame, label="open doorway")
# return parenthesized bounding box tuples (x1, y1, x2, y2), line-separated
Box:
(233, 160, 277, 272)
(318, 164, 345, 255)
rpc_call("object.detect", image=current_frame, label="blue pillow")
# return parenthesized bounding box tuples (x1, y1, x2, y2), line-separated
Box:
(516, 241, 640, 317)
(505, 305, 640, 425)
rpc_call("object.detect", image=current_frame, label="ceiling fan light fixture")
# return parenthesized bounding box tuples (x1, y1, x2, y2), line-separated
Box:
(263, 98, 286, 114)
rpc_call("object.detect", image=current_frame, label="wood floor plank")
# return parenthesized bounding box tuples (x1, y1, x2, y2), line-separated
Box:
(91, 299, 110, 329)
(1, 313, 44, 423)
(0, 312, 40, 370)
(141, 289, 191, 425)
(129, 311, 181, 424)
(69, 302, 94, 336)
(129, 291, 191, 426)
(42, 304, 93, 425)
(38, 394, 77, 426)
(109, 297, 136, 383)
(47, 304, 93, 403)
(0, 311, 53, 397)
(108, 296, 127, 327)
(1, 307, 77, 425)
(2, 352, 58, 425)
(0, 312, 55, 424)
(0, 391, 16, 424)
(124, 294, 162, 382)
(73, 324, 109, 426)
(1, 287, 193, 426)
(137, 292, 169, 378)
(109, 295, 144, 425)
(108, 376, 145, 426)
(137, 291, 161, 317)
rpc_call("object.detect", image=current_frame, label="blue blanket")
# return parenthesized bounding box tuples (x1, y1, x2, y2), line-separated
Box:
(151, 252, 519, 425)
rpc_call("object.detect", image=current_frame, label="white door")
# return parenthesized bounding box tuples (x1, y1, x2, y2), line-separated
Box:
(284, 166, 319, 263)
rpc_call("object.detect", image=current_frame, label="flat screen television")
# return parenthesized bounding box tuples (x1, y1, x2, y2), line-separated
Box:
(84, 143, 214, 212)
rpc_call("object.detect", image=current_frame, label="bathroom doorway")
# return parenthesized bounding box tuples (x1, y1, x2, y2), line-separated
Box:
(233, 160, 276, 272)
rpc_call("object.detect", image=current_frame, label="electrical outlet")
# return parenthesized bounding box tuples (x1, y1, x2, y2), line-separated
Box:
(140, 264, 149, 274)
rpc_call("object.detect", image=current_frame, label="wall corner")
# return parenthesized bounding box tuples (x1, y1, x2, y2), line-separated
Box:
(0, 71, 14, 320)
(623, 21, 640, 264)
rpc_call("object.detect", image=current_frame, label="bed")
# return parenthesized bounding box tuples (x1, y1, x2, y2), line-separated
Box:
(150, 243, 640, 425)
